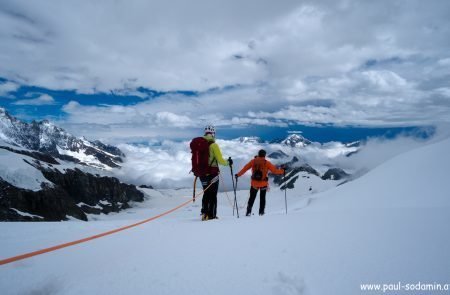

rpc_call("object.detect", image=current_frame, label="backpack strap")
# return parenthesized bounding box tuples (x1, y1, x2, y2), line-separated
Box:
(208, 141, 217, 167)
(207, 141, 219, 175)
(209, 157, 217, 167)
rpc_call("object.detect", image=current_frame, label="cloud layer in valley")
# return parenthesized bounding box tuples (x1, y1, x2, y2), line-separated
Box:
(113, 129, 445, 190)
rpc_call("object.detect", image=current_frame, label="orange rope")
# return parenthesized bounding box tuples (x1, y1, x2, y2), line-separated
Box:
(0, 181, 214, 266)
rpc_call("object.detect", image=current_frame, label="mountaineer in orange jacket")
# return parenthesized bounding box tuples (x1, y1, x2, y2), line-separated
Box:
(235, 149, 285, 216)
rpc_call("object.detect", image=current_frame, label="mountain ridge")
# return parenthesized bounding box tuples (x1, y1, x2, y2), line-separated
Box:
(0, 108, 123, 170)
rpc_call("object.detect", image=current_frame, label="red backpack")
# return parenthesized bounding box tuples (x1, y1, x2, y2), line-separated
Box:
(190, 137, 213, 177)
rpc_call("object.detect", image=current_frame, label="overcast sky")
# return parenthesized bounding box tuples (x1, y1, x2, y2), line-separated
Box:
(1, 0, 449, 141)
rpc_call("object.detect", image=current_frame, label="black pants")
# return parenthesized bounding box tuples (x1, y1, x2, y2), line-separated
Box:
(247, 186, 267, 215)
(200, 174, 219, 218)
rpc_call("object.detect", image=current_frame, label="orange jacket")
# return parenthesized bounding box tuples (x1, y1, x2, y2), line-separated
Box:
(236, 157, 284, 188)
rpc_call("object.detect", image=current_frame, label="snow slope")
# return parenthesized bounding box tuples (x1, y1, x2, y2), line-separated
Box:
(0, 139, 449, 295)
(0, 142, 52, 191)
(0, 140, 116, 192)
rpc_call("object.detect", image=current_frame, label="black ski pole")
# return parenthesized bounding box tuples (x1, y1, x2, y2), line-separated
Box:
(283, 168, 287, 215)
(229, 157, 239, 218)
(235, 175, 239, 216)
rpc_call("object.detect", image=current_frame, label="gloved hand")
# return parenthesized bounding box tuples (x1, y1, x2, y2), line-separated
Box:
(228, 157, 233, 166)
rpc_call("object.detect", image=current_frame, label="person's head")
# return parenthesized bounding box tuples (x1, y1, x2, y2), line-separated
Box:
(204, 125, 216, 138)
(258, 149, 266, 157)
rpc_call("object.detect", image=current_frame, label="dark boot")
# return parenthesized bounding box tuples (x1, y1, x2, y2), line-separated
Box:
(258, 187, 267, 216)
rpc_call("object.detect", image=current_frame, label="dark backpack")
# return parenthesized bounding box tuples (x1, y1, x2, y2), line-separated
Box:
(190, 137, 212, 177)
(252, 158, 267, 181)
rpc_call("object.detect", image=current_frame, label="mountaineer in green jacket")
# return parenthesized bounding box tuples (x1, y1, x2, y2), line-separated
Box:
(202, 125, 231, 220)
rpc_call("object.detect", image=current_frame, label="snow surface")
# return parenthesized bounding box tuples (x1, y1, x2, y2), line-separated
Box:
(1, 138, 449, 294)
(0, 145, 52, 191)
(56, 146, 113, 170)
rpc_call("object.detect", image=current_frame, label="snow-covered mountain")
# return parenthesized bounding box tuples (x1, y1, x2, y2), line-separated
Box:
(272, 133, 313, 147)
(233, 136, 263, 143)
(0, 108, 146, 221)
(1, 136, 448, 295)
(0, 108, 123, 170)
(0, 141, 144, 221)
(0, 108, 360, 221)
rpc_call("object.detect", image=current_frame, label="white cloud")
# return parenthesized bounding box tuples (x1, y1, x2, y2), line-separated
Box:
(114, 139, 272, 189)
(336, 134, 435, 175)
(154, 112, 193, 127)
(0, 0, 276, 92)
(360, 70, 408, 93)
(112, 130, 443, 190)
(57, 66, 448, 141)
(13, 94, 55, 105)
(438, 58, 450, 66)
(1, 0, 448, 92)
(0, 81, 19, 97)
(229, 117, 287, 127)
(1, 0, 450, 132)
(434, 87, 450, 98)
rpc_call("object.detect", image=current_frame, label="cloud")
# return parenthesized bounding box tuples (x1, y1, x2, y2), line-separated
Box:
(114, 139, 269, 190)
(1, 0, 450, 134)
(13, 94, 55, 105)
(0, 0, 275, 92)
(0, 81, 20, 97)
(336, 134, 433, 176)
(112, 128, 443, 190)
(155, 112, 193, 127)
(58, 86, 278, 135)
(57, 65, 449, 141)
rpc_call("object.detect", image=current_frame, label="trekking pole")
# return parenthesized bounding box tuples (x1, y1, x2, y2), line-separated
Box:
(229, 157, 239, 218)
(283, 168, 288, 214)
(192, 176, 198, 202)
(235, 175, 239, 214)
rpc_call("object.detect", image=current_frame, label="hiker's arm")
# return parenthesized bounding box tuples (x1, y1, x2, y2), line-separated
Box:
(267, 161, 284, 175)
(211, 143, 229, 166)
(237, 160, 253, 177)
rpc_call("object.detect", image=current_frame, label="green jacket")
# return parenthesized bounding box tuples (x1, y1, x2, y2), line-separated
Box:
(204, 134, 229, 167)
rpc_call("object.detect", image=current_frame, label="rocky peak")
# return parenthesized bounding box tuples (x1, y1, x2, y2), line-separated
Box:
(281, 134, 312, 147)
(321, 168, 350, 180)
(0, 108, 123, 169)
(270, 133, 313, 147)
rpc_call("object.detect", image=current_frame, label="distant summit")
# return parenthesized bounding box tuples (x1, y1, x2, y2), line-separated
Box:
(233, 136, 263, 143)
(271, 133, 313, 147)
